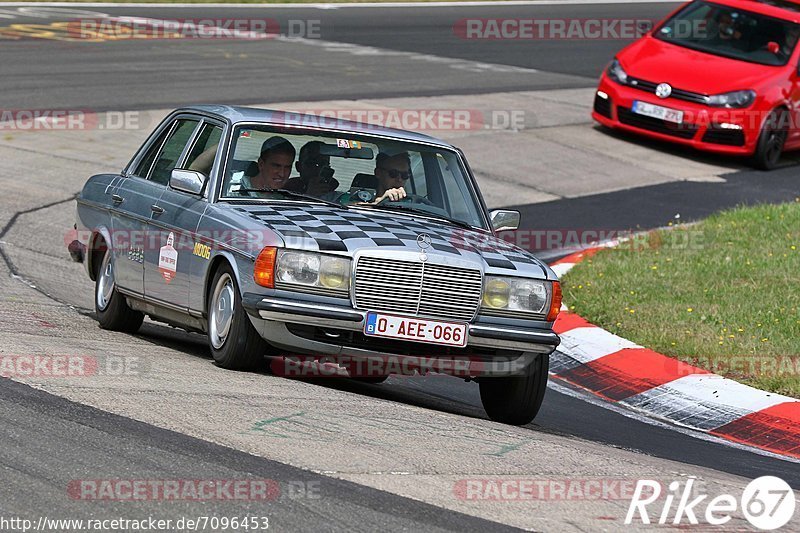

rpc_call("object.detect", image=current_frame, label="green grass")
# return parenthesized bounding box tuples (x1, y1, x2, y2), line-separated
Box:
(562, 201, 800, 398)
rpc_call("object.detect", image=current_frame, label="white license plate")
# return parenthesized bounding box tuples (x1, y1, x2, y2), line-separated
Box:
(364, 312, 468, 347)
(632, 100, 684, 124)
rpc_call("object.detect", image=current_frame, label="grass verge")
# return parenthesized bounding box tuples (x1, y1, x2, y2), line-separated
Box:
(562, 201, 800, 398)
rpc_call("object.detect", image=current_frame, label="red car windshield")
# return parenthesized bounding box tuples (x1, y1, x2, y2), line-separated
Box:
(655, 1, 800, 66)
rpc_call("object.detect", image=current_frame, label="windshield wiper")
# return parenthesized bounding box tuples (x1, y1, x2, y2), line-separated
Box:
(357, 202, 477, 230)
(235, 188, 346, 209)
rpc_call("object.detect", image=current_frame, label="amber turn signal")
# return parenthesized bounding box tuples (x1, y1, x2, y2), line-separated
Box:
(546, 281, 562, 322)
(254, 247, 278, 288)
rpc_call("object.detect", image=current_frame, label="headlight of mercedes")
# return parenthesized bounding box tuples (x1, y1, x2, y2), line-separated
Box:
(706, 90, 756, 109)
(481, 276, 551, 317)
(606, 58, 629, 85)
(275, 250, 351, 295)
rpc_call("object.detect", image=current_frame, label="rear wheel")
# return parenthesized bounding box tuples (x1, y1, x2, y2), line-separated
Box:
(207, 263, 268, 370)
(94, 245, 143, 333)
(479, 353, 549, 425)
(753, 109, 789, 170)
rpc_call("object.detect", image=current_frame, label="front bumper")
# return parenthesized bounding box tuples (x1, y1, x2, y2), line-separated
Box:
(592, 74, 761, 155)
(242, 293, 560, 355)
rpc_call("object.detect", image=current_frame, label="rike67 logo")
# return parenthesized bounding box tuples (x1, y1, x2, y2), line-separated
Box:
(626, 476, 795, 530)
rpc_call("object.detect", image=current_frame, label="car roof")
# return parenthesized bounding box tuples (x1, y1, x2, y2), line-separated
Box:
(179, 104, 455, 149)
(703, 0, 800, 23)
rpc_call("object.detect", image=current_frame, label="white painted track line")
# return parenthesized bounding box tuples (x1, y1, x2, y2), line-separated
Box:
(558, 326, 642, 364)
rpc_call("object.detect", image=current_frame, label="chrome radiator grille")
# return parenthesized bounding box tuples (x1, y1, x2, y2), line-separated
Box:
(354, 256, 482, 321)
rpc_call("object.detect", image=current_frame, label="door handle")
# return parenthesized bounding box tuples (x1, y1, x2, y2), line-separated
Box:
(111, 194, 124, 204)
(150, 204, 165, 214)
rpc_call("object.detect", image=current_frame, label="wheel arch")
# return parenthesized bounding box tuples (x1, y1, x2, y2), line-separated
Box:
(203, 251, 246, 315)
(758, 103, 791, 132)
(87, 226, 113, 281)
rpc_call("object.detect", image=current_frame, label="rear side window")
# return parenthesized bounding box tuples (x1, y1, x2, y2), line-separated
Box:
(149, 119, 199, 185)
(131, 126, 171, 179)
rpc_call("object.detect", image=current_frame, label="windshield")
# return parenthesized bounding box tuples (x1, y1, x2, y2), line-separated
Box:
(655, 1, 800, 66)
(219, 125, 487, 229)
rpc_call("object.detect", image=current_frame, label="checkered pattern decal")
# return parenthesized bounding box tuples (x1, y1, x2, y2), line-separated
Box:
(235, 205, 541, 271)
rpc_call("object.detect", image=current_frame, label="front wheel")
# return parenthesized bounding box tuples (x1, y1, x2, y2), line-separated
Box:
(207, 263, 268, 370)
(479, 353, 549, 425)
(95, 246, 143, 333)
(752, 109, 789, 170)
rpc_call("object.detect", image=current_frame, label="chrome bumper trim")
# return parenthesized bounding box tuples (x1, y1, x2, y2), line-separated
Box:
(243, 294, 559, 352)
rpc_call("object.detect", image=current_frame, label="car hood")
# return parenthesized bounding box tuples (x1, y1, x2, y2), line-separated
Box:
(232, 204, 552, 279)
(618, 36, 775, 94)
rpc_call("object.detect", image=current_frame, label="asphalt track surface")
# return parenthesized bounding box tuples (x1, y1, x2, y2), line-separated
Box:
(0, 378, 519, 531)
(0, 3, 677, 110)
(1, 2, 800, 530)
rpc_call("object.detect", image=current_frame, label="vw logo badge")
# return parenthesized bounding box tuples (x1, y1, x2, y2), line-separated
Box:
(655, 83, 672, 99)
(417, 233, 431, 262)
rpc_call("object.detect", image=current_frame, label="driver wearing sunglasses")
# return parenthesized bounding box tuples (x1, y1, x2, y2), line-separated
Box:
(373, 151, 410, 203)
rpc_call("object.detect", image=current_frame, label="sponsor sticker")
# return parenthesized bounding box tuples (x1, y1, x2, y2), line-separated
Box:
(336, 139, 362, 149)
(193, 241, 211, 260)
(158, 232, 178, 283)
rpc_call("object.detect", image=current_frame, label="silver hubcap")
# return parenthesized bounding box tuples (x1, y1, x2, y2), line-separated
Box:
(96, 250, 114, 311)
(209, 274, 235, 349)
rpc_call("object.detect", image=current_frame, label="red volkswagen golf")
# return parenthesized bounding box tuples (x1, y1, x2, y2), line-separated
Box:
(593, 0, 800, 169)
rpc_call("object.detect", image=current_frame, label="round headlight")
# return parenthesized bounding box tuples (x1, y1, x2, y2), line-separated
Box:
(483, 278, 510, 308)
(319, 257, 349, 289)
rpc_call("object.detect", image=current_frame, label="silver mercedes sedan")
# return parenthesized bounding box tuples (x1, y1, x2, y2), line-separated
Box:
(71, 105, 561, 425)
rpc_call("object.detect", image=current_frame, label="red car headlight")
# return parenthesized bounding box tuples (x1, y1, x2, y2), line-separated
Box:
(606, 58, 630, 85)
(706, 90, 756, 109)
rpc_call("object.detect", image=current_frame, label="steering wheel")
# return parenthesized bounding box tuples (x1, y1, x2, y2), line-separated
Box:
(396, 194, 435, 206)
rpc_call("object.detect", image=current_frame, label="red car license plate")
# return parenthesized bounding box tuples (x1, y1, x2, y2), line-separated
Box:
(632, 100, 684, 124)
(364, 312, 468, 347)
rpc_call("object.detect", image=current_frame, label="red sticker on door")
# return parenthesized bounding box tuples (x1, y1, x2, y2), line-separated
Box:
(158, 232, 177, 283)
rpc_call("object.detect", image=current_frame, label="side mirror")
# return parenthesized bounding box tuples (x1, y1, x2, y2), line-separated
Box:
(489, 210, 520, 232)
(169, 169, 206, 196)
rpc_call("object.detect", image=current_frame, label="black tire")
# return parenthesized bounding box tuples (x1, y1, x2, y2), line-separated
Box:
(207, 263, 268, 370)
(94, 245, 144, 333)
(479, 353, 549, 425)
(753, 109, 790, 170)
